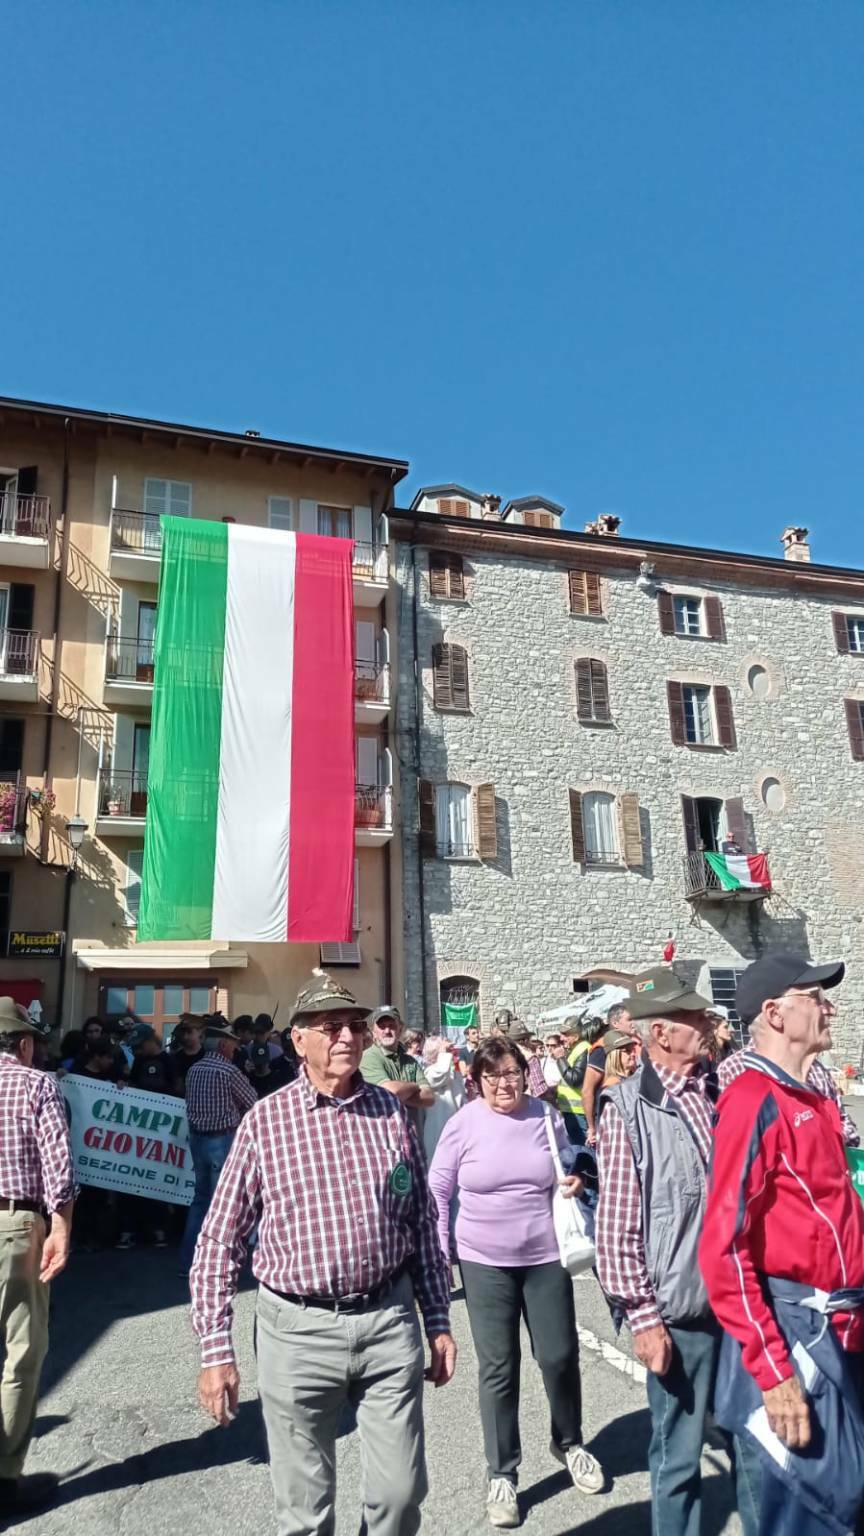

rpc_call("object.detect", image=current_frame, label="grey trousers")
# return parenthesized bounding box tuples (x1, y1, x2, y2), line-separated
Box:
(255, 1273, 427, 1536)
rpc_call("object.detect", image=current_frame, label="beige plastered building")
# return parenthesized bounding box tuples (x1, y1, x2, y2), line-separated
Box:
(0, 396, 407, 1035)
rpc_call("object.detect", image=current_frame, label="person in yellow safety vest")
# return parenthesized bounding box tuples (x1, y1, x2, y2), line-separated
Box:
(555, 1016, 607, 1145)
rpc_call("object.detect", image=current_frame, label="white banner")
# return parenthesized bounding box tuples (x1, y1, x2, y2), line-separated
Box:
(60, 1075, 194, 1206)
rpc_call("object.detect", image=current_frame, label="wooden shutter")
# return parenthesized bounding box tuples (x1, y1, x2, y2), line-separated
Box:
(575, 659, 594, 721)
(429, 554, 448, 599)
(524, 510, 553, 528)
(704, 596, 726, 642)
(432, 644, 452, 709)
(619, 793, 643, 867)
(590, 659, 610, 721)
(439, 499, 453, 517)
(724, 796, 747, 851)
(450, 645, 470, 710)
(418, 779, 437, 854)
(448, 554, 465, 600)
(586, 572, 603, 617)
(452, 500, 469, 518)
(845, 699, 864, 761)
(569, 790, 586, 862)
(833, 612, 852, 654)
(476, 784, 497, 859)
(714, 685, 737, 748)
(658, 590, 675, 635)
(667, 680, 686, 744)
(569, 570, 588, 615)
(681, 794, 701, 854)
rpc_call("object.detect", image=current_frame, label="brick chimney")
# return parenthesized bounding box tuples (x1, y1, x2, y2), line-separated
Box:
(781, 526, 810, 563)
(481, 494, 502, 520)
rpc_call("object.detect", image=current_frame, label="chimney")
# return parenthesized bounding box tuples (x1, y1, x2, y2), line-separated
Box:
(481, 494, 502, 520)
(781, 526, 810, 563)
(596, 514, 621, 537)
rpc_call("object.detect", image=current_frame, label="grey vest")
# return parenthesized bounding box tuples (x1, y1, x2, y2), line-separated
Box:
(604, 1060, 717, 1327)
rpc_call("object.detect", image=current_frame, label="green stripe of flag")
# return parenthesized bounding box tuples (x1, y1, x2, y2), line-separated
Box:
(138, 518, 228, 941)
(703, 851, 741, 890)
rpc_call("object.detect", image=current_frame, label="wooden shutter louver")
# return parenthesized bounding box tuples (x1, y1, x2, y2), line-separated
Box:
(524, 510, 553, 528)
(575, 659, 594, 721)
(449, 645, 470, 710)
(569, 569, 602, 617)
(569, 789, 586, 862)
(714, 685, 737, 748)
(432, 644, 452, 710)
(476, 784, 497, 859)
(658, 590, 675, 635)
(845, 699, 864, 761)
(833, 612, 852, 654)
(569, 570, 588, 615)
(667, 680, 686, 744)
(429, 554, 449, 599)
(619, 792, 643, 867)
(724, 796, 747, 851)
(704, 596, 726, 642)
(586, 572, 602, 616)
(418, 779, 437, 854)
(681, 794, 701, 854)
(448, 554, 465, 600)
(590, 659, 610, 721)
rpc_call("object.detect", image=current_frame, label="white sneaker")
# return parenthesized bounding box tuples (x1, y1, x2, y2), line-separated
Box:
(486, 1477, 520, 1528)
(115, 1233, 135, 1251)
(550, 1440, 604, 1494)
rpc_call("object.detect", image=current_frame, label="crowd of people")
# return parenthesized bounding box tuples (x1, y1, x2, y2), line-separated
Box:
(1, 954, 863, 1536)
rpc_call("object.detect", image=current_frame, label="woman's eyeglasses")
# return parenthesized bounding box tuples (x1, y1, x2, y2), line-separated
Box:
(480, 1071, 523, 1086)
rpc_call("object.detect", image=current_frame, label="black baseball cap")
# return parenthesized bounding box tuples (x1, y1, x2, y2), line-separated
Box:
(735, 955, 845, 1026)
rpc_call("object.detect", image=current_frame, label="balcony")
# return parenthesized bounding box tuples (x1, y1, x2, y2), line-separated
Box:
(355, 783, 393, 846)
(108, 509, 162, 582)
(0, 494, 51, 569)
(0, 782, 29, 857)
(0, 631, 40, 702)
(352, 541, 389, 607)
(683, 850, 771, 903)
(355, 659, 391, 723)
(95, 770, 148, 838)
(104, 636, 155, 708)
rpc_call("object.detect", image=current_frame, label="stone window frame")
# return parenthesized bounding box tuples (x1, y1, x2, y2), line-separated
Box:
(568, 776, 644, 871)
(418, 774, 497, 862)
(658, 582, 727, 644)
(666, 667, 736, 752)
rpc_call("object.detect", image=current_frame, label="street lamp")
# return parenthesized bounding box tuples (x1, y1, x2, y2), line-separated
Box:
(65, 814, 88, 859)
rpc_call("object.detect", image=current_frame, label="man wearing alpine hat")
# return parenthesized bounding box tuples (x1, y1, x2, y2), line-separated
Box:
(190, 971, 455, 1536)
(700, 954, 864, 1535)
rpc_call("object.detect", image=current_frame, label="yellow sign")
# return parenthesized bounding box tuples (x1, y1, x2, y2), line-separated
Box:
(7, 931, 65, 957)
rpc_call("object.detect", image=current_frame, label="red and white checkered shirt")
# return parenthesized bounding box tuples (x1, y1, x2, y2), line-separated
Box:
(596, 1058, 714, 1336)
(0, 1056, 76, 1213)
(190, 1068, 451, 1367)
(718, 1050, 860, 1147)
(526, 1055, 551, 1099)
(185, 1053, 257, 1134)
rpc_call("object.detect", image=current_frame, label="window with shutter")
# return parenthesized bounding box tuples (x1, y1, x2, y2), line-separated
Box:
(845, 699, 864, 761)
(435, 783, 472, 858)
(476, 783, 497, 860)
(847, 617, 864, 654)
(439, 498, 470, 518)
(569, 570, 603, 618)
(432, 644, 471, 711)
(569, 790, 586, 863)
(575, 659, 611, 723)
(723, 796, 747, 852)
(523, 510, 553, 528)
(419, 779, 437, 854)
(429, 552, 465, 601)
(713, 686, 737, 749)
(124, 849, 144, 926)
(673, 596, 702, 636)
(268, 497, 293, 531)
(144, 479, 191, 519)
(833, 612, 852, 653)
(618, 793, 643, 867)
(582, 792, 620, 864)
(704, 596, 726, 642)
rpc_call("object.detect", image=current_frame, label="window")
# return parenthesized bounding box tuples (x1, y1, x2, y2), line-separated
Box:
(0, 718, 23, 780)
(569, 789, 643, 867)
(318, 505, 352, 539)
(709, 967, 746, 1041)
(321, 859, 361, 964)
(575, 658, 611, 723)
(429, 552, 465, 601)
(523, 510, 553, 528)
(268, 497, 293, 531)
(582, 792, 620, 864)
(99, 979, 218, 1038)
(568, 570, 603, 618)
(845, 699, 864, 760)
(849, 618, 864, 654)
(674, 596, 702, 636)
(436, 784, 473, 858)
(143, 479, 191, 519)
(136, 602, 156, 676)
(683, 685, 714, 745)
(438, 498, 470, 518)
(432, 644, 470, 711)
(124, 849, 144, 926)
(833, 613, 864, 654)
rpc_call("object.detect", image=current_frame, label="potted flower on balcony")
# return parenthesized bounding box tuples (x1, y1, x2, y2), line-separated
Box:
(355, 787, 383, 828)
(103, 784, 123, 817)
(0, 785, 19, 833)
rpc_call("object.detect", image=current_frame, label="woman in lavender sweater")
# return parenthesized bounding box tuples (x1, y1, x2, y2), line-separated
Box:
(428, 1036, 604, 1529)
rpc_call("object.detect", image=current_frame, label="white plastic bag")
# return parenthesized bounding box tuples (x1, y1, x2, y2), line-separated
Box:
(543, 1106, 596, 1277)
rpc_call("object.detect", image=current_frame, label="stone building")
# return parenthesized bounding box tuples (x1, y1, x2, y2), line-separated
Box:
(392, 492, 864, 1059)
(0, 396, 405, 1032)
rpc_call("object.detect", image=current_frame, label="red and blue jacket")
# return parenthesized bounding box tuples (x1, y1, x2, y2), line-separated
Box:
(699, 1051, 864, 1391)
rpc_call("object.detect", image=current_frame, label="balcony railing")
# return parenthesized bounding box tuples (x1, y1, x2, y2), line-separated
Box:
(355, 783, 392, 831)
(0, 780, 29, 836)
(0, 630, 39, 676)
(352, 541, 385, 581)
(110, 508, 162, 555)
(436, 838, 475, 860)
(683, 850, 770, 900)
(0, 494, 51, 540)
(98, 769, 148, 820)
(106, 636, 155, 684)
(355, 659, 390, 704)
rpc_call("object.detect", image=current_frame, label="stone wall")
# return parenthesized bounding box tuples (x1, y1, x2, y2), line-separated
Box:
(395, 539, 864, 1060)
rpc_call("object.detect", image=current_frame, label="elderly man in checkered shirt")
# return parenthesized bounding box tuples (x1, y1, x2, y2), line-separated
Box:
(190, 970, 455, 1536)
(0, 997, 75, 1521)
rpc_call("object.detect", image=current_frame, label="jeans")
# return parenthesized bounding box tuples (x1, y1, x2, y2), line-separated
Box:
(180, 1128, 235, 1271)
(561, 1111, 588, 1147)
(460, 1259, 583, 1484)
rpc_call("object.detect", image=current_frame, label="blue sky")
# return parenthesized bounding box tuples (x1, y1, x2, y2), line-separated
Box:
(4, 3, 863, 563)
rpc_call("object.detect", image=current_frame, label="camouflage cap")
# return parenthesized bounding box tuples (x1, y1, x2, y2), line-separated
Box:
(290, 969, 370, 1027)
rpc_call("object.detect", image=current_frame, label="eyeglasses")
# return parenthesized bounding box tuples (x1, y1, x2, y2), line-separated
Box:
(480, 1071, 523, 1086)
(304, 1020, 367, 1038)
(785, 987, 832, 1007)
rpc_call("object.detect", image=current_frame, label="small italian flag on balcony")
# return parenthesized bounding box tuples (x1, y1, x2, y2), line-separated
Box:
(138, 518, 356, 943)
(704, 852, 772, 893)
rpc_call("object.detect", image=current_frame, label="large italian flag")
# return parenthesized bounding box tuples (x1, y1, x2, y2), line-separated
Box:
(137, 518, 355, 943)
(704, 852, 772, 893)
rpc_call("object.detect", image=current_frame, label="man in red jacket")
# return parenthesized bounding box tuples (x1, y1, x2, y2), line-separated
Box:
(700, 954, 864, 1534)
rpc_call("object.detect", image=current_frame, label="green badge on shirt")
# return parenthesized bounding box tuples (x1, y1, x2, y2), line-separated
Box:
(389, 1161, 412, 1198)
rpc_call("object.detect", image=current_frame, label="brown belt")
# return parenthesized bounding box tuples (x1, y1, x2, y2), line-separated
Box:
(0, 1198, 43, 1215)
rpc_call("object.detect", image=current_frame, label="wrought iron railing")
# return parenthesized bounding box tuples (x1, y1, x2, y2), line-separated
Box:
(110, 508, 162, 554)
(436, 837, 475, 859)
(98, 769, 149, 819)
(355, 783, 392, 830)
(0, 630, 39, 676)
(106, 636, 155, 683)
(0, 494, 51, 540)
(355, 659, 390, 703)
(683, 852, 723, 897)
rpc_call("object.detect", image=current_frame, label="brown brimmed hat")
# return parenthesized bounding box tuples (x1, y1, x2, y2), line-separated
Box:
(290, 969, 370, 1027)
(0, 996, 43, 1036)
(627, 965, 713, 1022)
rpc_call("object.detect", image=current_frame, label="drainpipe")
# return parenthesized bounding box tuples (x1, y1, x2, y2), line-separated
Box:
(41, 417, 72, 861)
(410, 544, 430, 1030)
